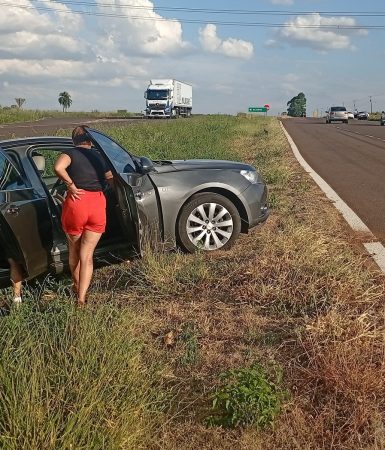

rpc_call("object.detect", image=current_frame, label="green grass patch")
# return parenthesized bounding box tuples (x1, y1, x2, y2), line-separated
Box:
(97, 115, 241, 161)
(0, 300, 165, 450)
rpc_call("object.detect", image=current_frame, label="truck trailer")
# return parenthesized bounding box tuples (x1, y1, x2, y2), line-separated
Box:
(144, 79, 192, 118)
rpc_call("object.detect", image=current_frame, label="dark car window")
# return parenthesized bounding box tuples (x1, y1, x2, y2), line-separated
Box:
(330, 106, 346, 112)
(0, 152, 26, 191)
(87, 130, 136, 174)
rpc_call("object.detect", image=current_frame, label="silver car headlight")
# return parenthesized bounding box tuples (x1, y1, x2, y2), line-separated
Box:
(240, 169, 261, 184)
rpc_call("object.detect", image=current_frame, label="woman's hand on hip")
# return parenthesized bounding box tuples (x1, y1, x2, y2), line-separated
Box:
(68, 184, 84, 200)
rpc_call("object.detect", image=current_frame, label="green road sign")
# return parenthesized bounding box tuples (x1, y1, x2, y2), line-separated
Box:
(248, 107, 267, 113)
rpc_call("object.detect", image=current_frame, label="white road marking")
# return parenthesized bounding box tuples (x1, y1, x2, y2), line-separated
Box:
(334, 125, 385, 143)
(280, 121, 385, 275)
(364, 243, 385, 273)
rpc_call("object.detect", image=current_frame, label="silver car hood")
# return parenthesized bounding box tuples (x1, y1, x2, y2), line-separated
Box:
(152, 159, 254, 173)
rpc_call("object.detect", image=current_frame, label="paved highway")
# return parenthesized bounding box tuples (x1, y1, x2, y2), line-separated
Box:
(283, 118, 385, 242)
(0, 116, 144, 139)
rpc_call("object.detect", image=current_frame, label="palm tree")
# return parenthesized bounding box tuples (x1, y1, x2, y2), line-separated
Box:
(58, 91, 72, 112)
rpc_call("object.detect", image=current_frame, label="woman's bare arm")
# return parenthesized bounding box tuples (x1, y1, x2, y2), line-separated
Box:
(54, 154, 83, 199)
(54, 154, 73, 185)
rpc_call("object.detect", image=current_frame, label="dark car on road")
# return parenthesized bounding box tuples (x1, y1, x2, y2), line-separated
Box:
(381, 111, 385, 126)
(0, 127, 269, 288)
(357, 111, 369, 120)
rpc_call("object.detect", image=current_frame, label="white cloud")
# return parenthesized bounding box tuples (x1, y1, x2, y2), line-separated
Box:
(0, 0, 190, 104)
(199, 24, 254, 59)
(0, 0, 89, 60)
(94, 0, 188, 56)
(274, 13, 368, 51)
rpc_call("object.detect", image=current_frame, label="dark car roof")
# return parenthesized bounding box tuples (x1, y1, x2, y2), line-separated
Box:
(0, 136, 73, 150)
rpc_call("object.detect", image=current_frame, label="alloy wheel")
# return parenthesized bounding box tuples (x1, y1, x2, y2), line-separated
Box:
(186, 202, 234, 250)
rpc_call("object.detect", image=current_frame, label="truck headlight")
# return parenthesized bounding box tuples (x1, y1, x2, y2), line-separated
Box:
(240, 170, 261, 184)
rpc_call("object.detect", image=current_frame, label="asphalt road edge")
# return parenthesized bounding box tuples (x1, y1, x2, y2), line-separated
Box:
(280, 120, 385, 274)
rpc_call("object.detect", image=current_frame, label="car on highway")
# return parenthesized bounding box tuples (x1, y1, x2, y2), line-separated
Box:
(326, 106, 348, 124)
(0, 127, 269, 288)
(381, 111, 385, 126)
(357, 111, 369, 120)
(347, 112, 354, 119)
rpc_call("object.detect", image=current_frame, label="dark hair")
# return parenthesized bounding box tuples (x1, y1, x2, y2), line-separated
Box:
(72, 125, 91, 146)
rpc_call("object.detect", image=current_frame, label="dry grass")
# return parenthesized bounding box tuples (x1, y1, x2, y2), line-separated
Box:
(2, 116, 385, 449)
(91, 117, 385, 449)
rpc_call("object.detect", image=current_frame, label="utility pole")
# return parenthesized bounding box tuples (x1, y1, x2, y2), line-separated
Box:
(369, 96, 373, 114)
(353, 99, 356, 111)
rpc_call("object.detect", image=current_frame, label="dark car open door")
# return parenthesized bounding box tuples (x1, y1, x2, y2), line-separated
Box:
(0, 148, 52, 282)
(86, 128, 161, 255)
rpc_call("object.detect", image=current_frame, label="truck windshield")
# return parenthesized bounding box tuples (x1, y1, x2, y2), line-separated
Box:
(147, 90, 169, 100)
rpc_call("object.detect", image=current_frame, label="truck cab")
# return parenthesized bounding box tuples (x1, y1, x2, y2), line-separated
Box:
(144, 79, 192, 118)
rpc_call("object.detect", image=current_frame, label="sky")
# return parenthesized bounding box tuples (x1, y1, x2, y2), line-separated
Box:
(0, 0, 384, 115)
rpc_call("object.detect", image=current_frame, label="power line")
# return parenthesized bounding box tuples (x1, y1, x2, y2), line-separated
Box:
(25, 1, 385, 17)
(3, 2, 385, 29)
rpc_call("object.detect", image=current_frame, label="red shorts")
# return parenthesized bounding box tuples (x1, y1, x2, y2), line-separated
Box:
(61, 191, 106, 235)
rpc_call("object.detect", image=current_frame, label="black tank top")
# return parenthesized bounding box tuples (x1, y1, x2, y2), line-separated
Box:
(62, 147, 108, 191)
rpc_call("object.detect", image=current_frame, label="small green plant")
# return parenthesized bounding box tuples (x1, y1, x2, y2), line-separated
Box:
(179, 322, 200, 366)
(206, 363, 285, 429)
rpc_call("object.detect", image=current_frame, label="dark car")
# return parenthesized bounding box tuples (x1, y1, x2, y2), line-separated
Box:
(357, 111, 369, 120)
(0, 127, 269, 288)
(381, 111, 385, 126)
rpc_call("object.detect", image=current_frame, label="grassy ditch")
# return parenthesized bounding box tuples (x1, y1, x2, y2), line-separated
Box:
(1, 116, 385, 449)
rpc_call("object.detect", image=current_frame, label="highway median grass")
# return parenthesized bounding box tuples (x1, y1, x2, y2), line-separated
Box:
(1, 116, 385, 449)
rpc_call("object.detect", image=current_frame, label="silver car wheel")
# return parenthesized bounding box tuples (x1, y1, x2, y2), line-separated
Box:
(186, 202, 234, 250)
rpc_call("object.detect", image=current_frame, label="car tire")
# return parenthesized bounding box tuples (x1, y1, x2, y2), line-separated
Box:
(344, 120, 348, 124)
(381, 122, 384, 126)
(177, 193, 241, 253)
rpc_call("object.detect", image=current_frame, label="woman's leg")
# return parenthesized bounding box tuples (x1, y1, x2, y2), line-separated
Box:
(8, 259, 23, 302)
(77, 230, 102, 305)
(66, 234, 82, 293)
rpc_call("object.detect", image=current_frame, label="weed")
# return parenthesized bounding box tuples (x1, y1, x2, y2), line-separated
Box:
(179, 322, 200, 367)
(206, 363, 285, 429)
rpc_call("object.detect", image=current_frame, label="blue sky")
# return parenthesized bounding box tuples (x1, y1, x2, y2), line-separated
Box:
(0, 0, 384, 115)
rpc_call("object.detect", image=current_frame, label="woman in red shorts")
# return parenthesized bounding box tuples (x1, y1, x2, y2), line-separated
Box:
(54, 126, 113, 306)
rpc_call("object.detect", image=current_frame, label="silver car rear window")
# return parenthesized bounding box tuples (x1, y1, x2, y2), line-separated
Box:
(330, 107, 346, 112)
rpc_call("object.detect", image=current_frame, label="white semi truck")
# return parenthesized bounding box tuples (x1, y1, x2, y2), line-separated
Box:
(144, 79, 192, 118)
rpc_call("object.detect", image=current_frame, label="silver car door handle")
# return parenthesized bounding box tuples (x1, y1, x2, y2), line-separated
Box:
(6, 206, 20, 215)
